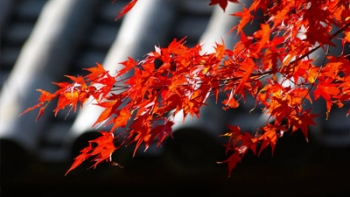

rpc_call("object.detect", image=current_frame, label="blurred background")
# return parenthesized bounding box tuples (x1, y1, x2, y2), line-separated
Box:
(1, 0, 350, 196)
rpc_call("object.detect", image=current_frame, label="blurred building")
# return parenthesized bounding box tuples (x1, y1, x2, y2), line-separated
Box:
(1, 0, 350, 196)
(1, 0, 238, 166)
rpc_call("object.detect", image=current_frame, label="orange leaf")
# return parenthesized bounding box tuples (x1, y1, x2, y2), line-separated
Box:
(345, 31, 350, 43)
(93, 100, 121, 128)
(231, 7, 253, 34)
(111, 108, 131, 130)
(255, 23, 271, 51)
(313, 82, 340, 119)
(258, 124, 286, 156)
(83, 62, 108, 81)
(117, 57, 138, 77)
(222, 91, 239, 109)
(89, 132, 117, 169)
(290, 109, 319, 141)
(36, 89, 57, 103)
(235, 58, 255, 94)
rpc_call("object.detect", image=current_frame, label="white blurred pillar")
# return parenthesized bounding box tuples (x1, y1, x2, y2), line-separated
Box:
(0, 0, 98, 164)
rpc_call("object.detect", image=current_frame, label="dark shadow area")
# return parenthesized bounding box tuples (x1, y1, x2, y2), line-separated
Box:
(2, 130, 350, 197)
(0, 139, 34, 181)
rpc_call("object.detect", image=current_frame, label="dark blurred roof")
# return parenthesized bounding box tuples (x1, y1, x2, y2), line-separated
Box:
(1, 1, 350, 196)
(0, 0, 216, 162)
(1, 0, 349, 163)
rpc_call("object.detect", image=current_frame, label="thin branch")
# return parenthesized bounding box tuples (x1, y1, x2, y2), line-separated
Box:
(289, 21, 350, 66)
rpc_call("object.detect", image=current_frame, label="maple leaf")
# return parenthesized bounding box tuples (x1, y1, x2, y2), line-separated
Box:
(94, 75, 117, 100)
(241, 132, 256, 156)
(20, 89, 56, 120)
(313, 82, 341, 119)
(88, 132, 117, 169)
(269, 96, 293, 124)
(209, 0, 239, 11)
(231, 7, 253, 34)
(253, 23, 271, 51)
(235, 58, 255, 94)
(181, 90, 207, 118)
(221, 125, 241, 151)
(83, 62, 108, 81)
(222, 91, 239, 109)
(128, 118, 152, 156)
(117, 57, 138, 77)
(289, 109, 319, 141)
(115, 0, 138, 20)
(219, 125, 257, 177)
(111, 108, 132, 130)
(224, 127, 255, 155)
(258, 124, 287, 156)
(65, 131, 117, 175)
(50, 75, 91, 116)
(217, 151, 241, 178)
(263, 48, 279, 72)
(92, 100, 122, 128)
(149, 120, 174, 147)
(345, 30, 350, 43)
(65, 143, 93, 176)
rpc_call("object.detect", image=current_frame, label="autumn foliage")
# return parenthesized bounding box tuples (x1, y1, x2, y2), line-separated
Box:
(22, 0, 350, 176)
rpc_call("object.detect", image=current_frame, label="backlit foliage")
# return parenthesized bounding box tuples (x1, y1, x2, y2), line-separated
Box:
(22, 0, 350, 176)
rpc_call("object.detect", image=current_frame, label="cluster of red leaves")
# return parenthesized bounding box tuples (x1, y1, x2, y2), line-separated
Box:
(65, 131, 118, 176)
(22, 0, 350, 176)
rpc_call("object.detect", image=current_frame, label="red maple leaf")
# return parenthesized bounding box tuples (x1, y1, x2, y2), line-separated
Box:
(258, 124, 287, 156)
(115, 0, 138, 20)
(65, 131, 117, 175)
(83, 62, 108, 81)
(289, 109, 319, 142)
(65, 143, 93, 176)
(313, 81, 341, 119)
(209, 0, 239, 11)
(217, 151, 241, 178)
(231, 7, 253, 34)
(20, 89, 56, 121)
